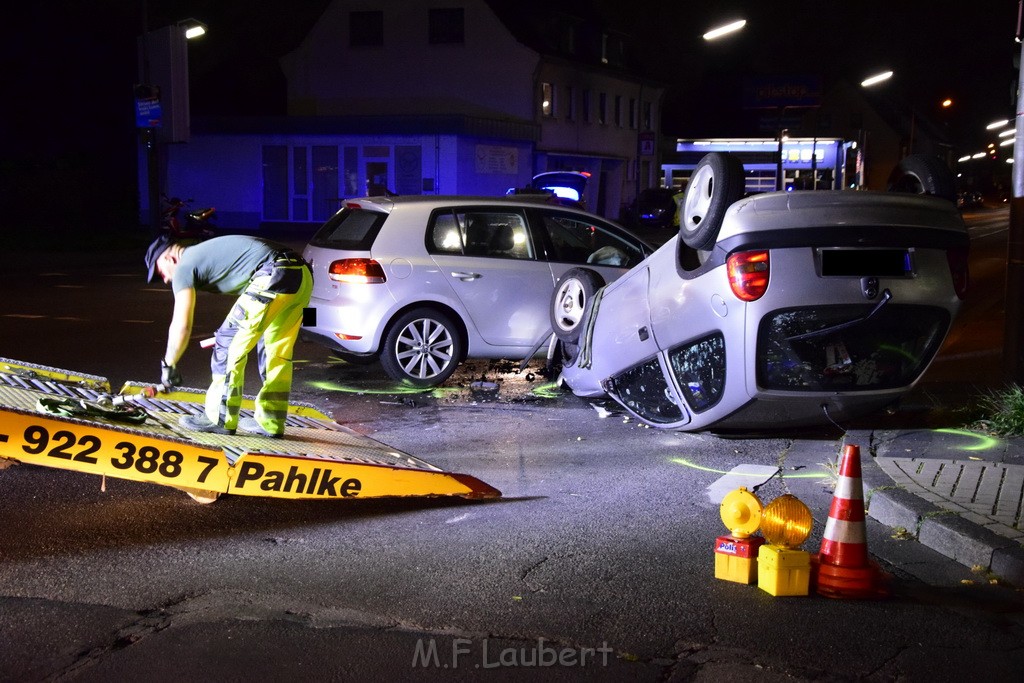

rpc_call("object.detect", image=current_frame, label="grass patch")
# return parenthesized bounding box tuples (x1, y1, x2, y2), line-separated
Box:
(967, 385, 1024, 436)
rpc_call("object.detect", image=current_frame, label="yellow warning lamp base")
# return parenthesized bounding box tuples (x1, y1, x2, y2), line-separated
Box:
(758, 545, 811, 596)
(714, 534, 766, 584)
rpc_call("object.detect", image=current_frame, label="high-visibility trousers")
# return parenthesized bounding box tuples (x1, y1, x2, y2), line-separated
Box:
(204, 258, 313, 434)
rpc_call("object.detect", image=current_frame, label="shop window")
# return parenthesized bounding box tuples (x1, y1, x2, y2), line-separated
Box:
(312, 146, 338, 221)
(262, 145, 288, 221)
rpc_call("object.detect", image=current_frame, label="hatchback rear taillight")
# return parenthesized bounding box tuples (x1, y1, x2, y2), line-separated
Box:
(727, 250, 770, 301)
(328, 258, 386, 284)
(946, 247, 969, 300)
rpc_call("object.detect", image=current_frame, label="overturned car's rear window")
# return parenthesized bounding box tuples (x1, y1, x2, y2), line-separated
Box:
(309, 208, 387, 250)
(756, 305, 949, 391)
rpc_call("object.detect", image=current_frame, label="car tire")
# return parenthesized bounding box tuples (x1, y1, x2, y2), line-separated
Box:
(379, 307, 463, 387)
(550, 267, 604, 344)
(680, 152, 746, 251)
(558, 339, 581, 367)
(886, 154, 957, 203)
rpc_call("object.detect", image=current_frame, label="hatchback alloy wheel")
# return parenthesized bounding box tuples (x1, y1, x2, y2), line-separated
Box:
(380, 308, 464, 387)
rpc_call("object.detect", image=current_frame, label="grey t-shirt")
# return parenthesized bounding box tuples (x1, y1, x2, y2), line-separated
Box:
(171, 235, 283, 295)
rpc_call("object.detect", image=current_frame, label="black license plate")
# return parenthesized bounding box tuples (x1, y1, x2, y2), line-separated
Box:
(820, 249, 911, 276)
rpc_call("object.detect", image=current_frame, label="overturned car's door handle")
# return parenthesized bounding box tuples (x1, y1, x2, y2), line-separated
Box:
(451, 271, 482, 281)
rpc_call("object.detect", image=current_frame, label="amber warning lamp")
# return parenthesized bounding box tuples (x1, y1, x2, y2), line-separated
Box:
(758, 494, 813, 596)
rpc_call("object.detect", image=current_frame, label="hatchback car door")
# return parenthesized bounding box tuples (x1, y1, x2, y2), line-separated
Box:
(427, 208, 554, 348)
(531, 209, 651, 286)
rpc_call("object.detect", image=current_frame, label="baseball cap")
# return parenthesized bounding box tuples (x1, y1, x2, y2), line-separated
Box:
(144, 234, 173, 283)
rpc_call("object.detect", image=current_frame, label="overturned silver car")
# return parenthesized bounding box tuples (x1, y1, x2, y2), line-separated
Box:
(550, 153, 969, 432)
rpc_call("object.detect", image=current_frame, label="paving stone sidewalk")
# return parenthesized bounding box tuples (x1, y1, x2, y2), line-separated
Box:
(865, 428, 1024, 586)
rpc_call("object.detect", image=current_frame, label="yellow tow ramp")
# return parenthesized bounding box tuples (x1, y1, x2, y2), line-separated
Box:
(0, 358, 500, 503)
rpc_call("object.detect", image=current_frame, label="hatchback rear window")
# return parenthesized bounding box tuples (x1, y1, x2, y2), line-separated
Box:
(309, 208, 387, 250)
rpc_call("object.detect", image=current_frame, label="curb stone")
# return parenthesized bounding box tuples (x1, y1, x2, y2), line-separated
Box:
(864, 463, 1024, 587)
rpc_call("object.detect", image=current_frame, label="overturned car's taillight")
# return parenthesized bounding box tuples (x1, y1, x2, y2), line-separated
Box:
(727, 250, 770, 301)
(946, 246, 969, 300)
(328, 258, 387, 284)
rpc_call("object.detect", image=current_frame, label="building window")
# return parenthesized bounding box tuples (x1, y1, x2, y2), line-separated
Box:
(643, 101, 652, 130)
(629, 98, 637, 129)
(560, 25, 576, 54)
(614, 95, 622, 127)
(429, 8, 464, 44)
(262, 146, 288, 221)
(350, 11, 383, 47)
(565, 86, 575, 121)
(598, 93, 607, 124)
(541, 82, 554, 118)
(582, 89, 591, 123)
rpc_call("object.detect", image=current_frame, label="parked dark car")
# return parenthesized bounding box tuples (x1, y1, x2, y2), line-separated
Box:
(623, 187, 680, 230)
(956, 190, 983, 210)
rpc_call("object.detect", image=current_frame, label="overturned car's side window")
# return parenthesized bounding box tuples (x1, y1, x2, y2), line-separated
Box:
(607, 357, 685, 424)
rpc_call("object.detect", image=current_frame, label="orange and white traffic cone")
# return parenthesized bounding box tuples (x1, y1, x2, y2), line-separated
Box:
(812, 443, 889, 599)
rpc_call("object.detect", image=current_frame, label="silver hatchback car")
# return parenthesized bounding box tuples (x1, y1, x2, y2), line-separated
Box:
(301, 196, 653, 386)
(553, 153, 970, 432)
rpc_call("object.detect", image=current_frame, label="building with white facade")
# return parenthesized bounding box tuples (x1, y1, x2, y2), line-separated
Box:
(144, 0, 663, 231)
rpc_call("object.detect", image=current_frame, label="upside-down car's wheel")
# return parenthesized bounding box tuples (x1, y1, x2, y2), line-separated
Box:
(886, 154, 957, 203)
(380, 307, 464, 387)
(550, 268, 604, 345)
(680, 152, 746, 251)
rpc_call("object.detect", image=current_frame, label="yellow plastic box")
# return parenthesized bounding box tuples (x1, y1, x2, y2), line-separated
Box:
(757, 544, 810, 596)
(714, 535, 765, 584)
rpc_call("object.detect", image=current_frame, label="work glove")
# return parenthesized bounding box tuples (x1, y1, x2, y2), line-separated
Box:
(160, 360, 183, 388)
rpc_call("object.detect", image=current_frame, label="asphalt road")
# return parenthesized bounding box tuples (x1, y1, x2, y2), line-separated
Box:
(2, 208, 1023, 680)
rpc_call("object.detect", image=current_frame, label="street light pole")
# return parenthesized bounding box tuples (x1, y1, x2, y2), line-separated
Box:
(139, 3, 160, 234)
(136, 18, 205, 234)
(1003, 32, 1024, 383)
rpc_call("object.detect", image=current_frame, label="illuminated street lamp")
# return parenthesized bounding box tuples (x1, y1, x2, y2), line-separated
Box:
(703, 19, 746, 41)
(860, 70, 893, 88)
(180, 19, 207, 40)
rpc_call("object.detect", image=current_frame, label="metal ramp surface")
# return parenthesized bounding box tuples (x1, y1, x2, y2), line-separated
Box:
(0, 358, 500, 503)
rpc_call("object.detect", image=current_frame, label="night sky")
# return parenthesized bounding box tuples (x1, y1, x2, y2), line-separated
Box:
(1, 0, 1017, 227)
